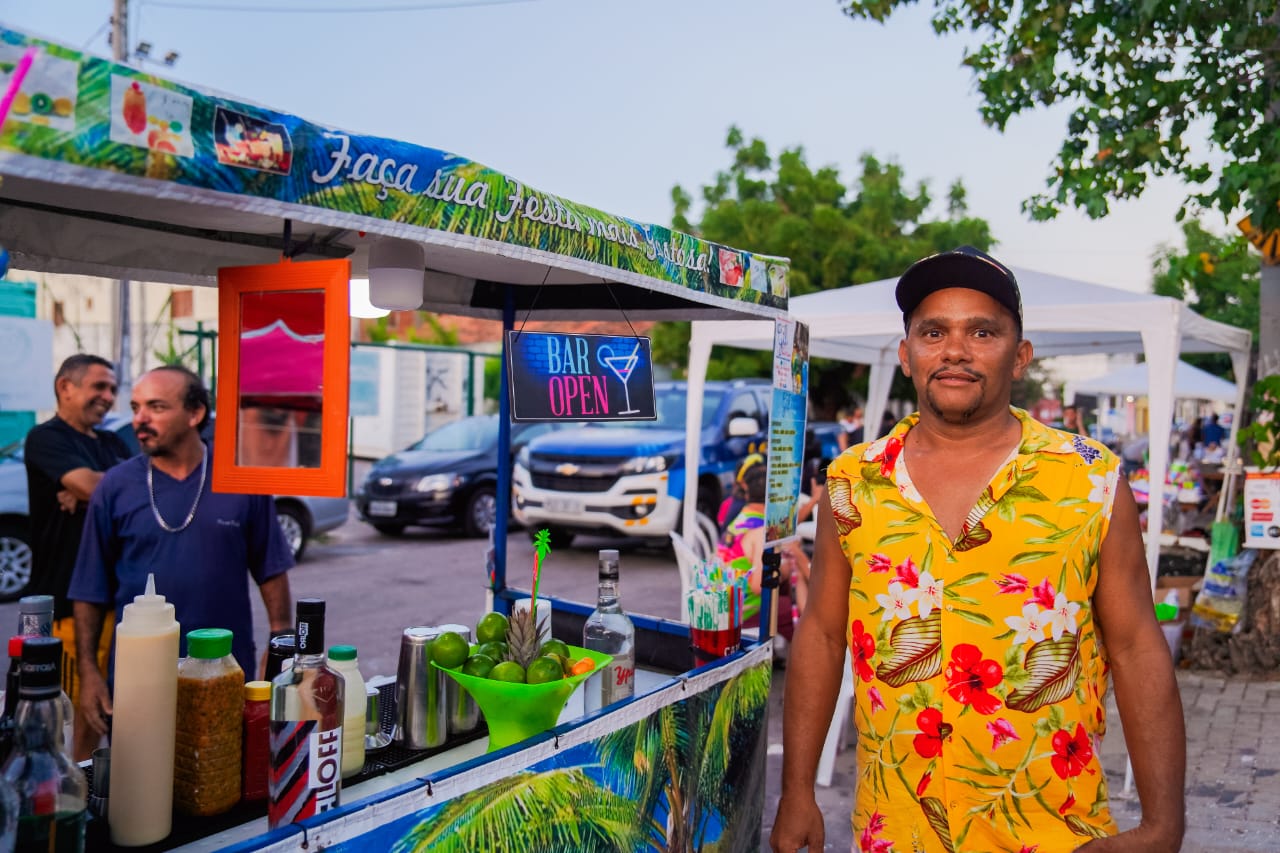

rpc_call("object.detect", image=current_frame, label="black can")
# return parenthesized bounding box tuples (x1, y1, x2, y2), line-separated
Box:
(265, 632, 296, 681)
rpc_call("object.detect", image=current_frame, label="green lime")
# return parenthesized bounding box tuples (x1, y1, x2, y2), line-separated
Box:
(476, 640, 508, 662)
(488, 661, 526, 684)
(526, 655, 564, 685)
(539, 639, 570, 659)
(430, 631, 469, 669)
(476, 612, 510, 645)
(461, 653, 496, 678)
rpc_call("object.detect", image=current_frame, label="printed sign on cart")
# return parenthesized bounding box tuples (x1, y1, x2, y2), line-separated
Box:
(506, 331, 655, 422)
(1244, 468, 1280, 549)
(765, 317, 809, 546)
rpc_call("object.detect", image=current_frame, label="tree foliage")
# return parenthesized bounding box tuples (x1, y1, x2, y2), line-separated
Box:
(1152, 222, 1259, 378)
(841, 1, 1280, 229)
(659, 127, 994, 413)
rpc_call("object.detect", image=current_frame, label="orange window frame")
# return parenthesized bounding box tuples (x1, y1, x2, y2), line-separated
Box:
(213, 258, 351, 497)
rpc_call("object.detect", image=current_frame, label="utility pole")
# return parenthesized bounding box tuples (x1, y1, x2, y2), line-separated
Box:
(112, 0, 133, 407)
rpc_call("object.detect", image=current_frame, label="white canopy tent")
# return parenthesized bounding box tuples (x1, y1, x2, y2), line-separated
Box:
(1069, 359, 1239, 404)
(683, 268, 1253, 588)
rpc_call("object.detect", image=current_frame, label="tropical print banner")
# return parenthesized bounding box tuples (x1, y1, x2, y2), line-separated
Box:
(0, 29, 788, 312)
(323, 656, 771, 853)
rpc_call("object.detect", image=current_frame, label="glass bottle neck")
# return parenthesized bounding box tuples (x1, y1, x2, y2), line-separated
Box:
(293, 652, 326, 670)
(596, 578, 620, 610)
(13, 695, 66, 753)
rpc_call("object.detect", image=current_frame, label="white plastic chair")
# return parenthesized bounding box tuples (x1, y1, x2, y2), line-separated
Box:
(815, 649, 854, 787)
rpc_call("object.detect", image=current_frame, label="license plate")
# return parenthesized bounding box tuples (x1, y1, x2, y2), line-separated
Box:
(546, 497, 583, 515)
(368, 500, 397, 517)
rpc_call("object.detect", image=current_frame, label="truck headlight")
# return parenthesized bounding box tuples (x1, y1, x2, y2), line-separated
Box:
(516, 446, 530, 470)
(415, 473, 460, 494)
(621, 454, 675, 474)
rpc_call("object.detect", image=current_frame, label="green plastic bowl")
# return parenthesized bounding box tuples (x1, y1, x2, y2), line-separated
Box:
(433, 644, 612, 751)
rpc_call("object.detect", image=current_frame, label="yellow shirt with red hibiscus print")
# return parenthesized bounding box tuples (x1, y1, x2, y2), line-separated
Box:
(827, 408, 1121, 853)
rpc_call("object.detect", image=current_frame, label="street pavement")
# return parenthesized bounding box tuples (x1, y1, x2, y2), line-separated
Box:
(761, 664, 1280, 852)
(4, 511, 1278, 852)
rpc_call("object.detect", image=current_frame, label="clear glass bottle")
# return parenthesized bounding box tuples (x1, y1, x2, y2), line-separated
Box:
(2, 636, 86, 853)
(0, 636, 24, 767)
(268, 599, 344, 830)
(582, 549, 635, 713)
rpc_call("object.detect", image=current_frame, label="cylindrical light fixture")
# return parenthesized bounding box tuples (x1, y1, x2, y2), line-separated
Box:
(368, 239, 425, 310)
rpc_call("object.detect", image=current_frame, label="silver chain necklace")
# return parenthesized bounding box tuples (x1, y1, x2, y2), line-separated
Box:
(148, 445, 207, 533)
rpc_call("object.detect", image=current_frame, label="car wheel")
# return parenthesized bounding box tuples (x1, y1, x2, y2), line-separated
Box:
(373, 522, 406, 537)
(463, 485, 497, 538)
(276, 503, 310, 562)
(0, 521, 33, 603)
(529, 526, 574, 549)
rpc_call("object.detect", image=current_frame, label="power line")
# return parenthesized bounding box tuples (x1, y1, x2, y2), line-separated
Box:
(143, 0, 540, 12)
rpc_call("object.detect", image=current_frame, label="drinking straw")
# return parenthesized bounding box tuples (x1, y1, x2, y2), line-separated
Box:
(0, 47, 38, 128)
(530, 528, 551, 611)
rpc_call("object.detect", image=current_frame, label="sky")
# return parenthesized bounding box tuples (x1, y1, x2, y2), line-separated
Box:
(3, 0, 1216, 293)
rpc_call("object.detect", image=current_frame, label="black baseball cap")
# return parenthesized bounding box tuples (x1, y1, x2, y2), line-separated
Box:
(895, 246, 1023, 333)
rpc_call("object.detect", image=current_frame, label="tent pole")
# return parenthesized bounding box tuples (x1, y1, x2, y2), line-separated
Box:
(493, 286, 514, 615)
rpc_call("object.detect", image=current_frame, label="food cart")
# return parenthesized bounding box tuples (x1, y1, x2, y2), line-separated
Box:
(0, 28, 794, 851)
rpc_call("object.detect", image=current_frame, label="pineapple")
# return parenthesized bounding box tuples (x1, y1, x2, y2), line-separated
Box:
(505, 606, 547, 669)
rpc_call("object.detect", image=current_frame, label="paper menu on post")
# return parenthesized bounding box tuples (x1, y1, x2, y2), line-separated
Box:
(765, 318, 809, 547)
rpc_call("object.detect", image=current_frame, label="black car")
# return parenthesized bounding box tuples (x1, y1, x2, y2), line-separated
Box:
(355, 415, 566, 538)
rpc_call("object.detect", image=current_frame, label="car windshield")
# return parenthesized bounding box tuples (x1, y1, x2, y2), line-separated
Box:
(592, 390, 724, 431)
(409, 418, 497, 452)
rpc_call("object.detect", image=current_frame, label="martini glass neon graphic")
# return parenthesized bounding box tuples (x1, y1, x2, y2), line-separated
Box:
(599, 342, 642, 415)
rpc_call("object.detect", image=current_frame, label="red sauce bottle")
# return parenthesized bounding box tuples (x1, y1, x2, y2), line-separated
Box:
(242, 681, 271, 802)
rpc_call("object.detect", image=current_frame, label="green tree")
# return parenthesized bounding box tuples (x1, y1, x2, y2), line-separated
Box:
(1152, 222, 1260, 378)
(839, 0, 1280, 371)
(660, 127, 994, 414)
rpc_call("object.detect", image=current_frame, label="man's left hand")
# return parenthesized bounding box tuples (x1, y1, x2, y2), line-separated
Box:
(56, 489, 78, 513)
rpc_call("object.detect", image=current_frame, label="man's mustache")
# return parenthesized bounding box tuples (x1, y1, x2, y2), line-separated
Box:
(929, 368, 983, 382)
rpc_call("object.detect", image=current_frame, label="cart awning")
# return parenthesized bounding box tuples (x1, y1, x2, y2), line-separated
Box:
(0, 29, 788, 322)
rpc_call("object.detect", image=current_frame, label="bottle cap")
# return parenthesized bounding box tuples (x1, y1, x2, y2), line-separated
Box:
(244, 681, 271, 702)
(187, 628, 233, 659)
(598, 549, 620, 579)
(8, 636, 24, 658)
(18, 636, 61, 697)
(120, 573, 177, 633)
(295, 599, 326, 655)
(328, 644, 356, 662)
(17, 595, 53, 615)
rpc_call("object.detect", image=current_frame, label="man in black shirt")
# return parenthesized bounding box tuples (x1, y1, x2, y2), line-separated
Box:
(24, 354, 130, 759)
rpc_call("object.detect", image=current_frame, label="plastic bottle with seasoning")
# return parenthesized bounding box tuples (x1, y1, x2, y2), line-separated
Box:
(174, 629, 244, 817)
(108, 573, 179, 847)
(326, 646, 366, 779)
(241, 682, 271, 802)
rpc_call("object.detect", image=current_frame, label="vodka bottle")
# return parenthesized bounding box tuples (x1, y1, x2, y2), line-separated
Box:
(269, 599, 344, 830)
(3, 637, 85, 853)
(582, 549, 635, 713)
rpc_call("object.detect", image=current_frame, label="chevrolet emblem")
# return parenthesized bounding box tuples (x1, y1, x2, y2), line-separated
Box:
(554, 462, 581, 476)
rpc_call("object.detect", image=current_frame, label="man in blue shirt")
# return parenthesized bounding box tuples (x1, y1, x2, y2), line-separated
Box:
(69, 366, 294, 740)
(1201, 413, 1226, 448)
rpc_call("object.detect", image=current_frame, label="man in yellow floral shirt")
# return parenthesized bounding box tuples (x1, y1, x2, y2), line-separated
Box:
(771, 247, 1185, 853)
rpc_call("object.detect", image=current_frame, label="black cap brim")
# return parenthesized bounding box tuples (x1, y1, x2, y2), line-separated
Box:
(895, 246, 1022, 330)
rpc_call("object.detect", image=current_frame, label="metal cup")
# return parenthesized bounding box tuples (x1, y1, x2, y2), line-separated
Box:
(437, 623, 479, 735)
(88, 747, 110, 818)
(394, 627, 447, 750)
